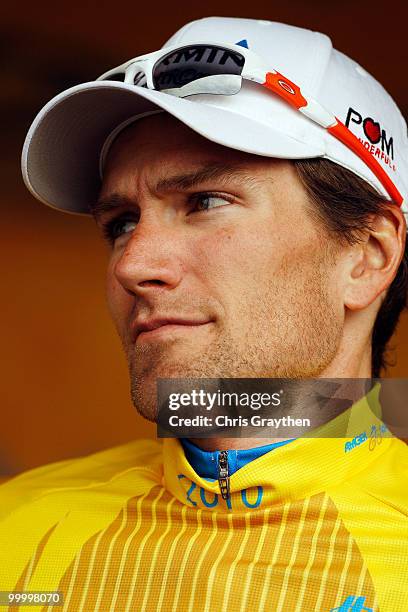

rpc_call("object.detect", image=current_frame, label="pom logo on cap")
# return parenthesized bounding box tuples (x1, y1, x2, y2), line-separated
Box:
(345, 107, 396, 172)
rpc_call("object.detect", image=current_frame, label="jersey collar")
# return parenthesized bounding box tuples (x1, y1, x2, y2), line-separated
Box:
(162, 384, 392, 511)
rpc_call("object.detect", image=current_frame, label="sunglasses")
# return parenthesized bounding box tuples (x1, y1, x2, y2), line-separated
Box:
(97, 41, 403, 206)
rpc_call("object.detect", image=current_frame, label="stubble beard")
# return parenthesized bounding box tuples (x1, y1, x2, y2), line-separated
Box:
(122, 243, 343, 423)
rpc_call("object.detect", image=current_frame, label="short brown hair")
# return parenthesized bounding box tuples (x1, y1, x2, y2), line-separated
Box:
(293, 158, 408, 377)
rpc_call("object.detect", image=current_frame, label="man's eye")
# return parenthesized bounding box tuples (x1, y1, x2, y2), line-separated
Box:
(190, 193, 232, 213)
(101, 217, 137, 244)
(100, 193, 232, 244)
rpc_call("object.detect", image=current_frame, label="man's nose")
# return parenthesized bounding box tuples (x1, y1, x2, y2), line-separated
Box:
(112, 215, 184, 295)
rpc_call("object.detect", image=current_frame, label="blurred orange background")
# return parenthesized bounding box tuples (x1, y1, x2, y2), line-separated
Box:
(1, 1, 407, 475)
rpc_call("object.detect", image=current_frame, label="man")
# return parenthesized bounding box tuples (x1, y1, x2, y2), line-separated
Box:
(1, 16, 407, 612)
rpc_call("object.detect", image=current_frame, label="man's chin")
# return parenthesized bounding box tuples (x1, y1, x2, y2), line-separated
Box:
(128, 360, 204, 424)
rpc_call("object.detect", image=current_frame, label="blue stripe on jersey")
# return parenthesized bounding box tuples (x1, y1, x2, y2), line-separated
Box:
(180, 438, 296, 479)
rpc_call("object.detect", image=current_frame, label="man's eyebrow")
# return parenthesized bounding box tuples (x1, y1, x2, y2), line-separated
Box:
(155, 161, 249, 192)
(90, 161, 254, 221)
(90, 193, 135, 221)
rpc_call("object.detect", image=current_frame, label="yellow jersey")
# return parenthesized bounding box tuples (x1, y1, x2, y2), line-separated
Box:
(0, 385, 407, 612)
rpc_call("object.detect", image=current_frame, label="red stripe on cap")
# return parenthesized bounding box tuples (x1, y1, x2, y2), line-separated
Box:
(328, 121, 403, 206)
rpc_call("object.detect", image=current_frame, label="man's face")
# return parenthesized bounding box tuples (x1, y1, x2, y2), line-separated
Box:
(96, 114, 344, 422)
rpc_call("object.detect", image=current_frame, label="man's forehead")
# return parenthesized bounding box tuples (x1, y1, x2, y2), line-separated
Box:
(99, 115, 280, 197)
(106, 112, 218, 160)
(102, 111, 274, 176)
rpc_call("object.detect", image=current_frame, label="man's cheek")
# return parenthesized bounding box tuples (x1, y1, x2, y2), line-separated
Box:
(190, 234, 237, 291)
(221, 229, 281, 281)
(195, 225, 263, 267)
(105, 273, 132, 332)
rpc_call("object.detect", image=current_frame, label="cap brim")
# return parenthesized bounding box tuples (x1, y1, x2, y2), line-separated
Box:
(21, 81, 325, 215)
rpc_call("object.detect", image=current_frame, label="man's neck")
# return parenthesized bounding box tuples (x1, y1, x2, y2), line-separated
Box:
(189, 363, 372, 452)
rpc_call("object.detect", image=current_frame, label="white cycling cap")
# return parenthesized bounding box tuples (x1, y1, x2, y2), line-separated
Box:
(21, 17, 408, 218)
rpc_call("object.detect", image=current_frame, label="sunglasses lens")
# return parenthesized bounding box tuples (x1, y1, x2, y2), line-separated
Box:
(152, 45, 245, 91)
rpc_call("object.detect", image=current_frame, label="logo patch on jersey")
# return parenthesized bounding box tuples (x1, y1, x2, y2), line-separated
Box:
(235, 39, 249, 48)
(330, 595, 373, 611)
(345, 107, 396, 171)
(344, 431, 367, 453)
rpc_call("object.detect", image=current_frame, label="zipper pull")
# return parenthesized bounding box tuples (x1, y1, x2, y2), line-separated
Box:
(218, 450, 230, 500)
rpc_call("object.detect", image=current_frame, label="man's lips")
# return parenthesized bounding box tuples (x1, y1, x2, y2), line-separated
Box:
(131, 317, 213, 343)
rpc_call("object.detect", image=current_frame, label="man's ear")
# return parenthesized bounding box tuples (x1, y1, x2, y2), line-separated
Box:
(344, 206, 406, 311)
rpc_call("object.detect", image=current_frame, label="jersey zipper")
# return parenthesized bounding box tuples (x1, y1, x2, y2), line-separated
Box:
(217, 450, 230, 500)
